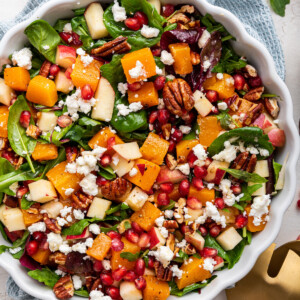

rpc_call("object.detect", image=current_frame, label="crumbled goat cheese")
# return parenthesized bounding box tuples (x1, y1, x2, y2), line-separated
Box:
(117, 102, 143, 116)
(63, 23, 72, 33)
(198, 30, 211, 48)
(166, 74, 175, 81)
(212, 141, 238, 163)
(102, 259, 111, 270)
(112, 0, 127, 22)
(66, 215, 73, 223)
(129, 167, 138, 177)
(159, 227, 169, 238)
(149, 246, 174, 267)
(89, 224, 101, 235)
(179, 125, 191, 135)
(216, 73, 224, 80)
(160, 50, 175, 65)
(76, 48, 94, 67)
(176, 239, 187, 248)
(9, 247, 22, 254)
(171, 265, 183, 279)
(65, 188, 74, 196)
(90, 290, 112, 300)
(196, 202, 226, 228)
(203, 60, 211, 72)
(60, 206, 73, 217)
(72, 242, 87, 254)
(218, 102, 228, 111)
(54, 126, 61, 132)
(12, 48, 32, 70)
(57, 217, 68, 227)
(219, 179, 244, 207)
(117, 82, 128, 96)
(155, 216, 165, 227)
(55, 269, 66, 276)
(73, 209, 85, 220)
(164, 210, 174, 219)
(259, 148, 270, 157)
(176, 163, 190, 175)
(207, 183, 215, 190)
(129, 60, 146, 79)
(141, 25, 160, 38)
(249, 195, 271, 226)
(72, 275, 82, 290)
(193, 144, 207, 161)
(158, 98, 165, 109)
(47, 233, 64, 252)
(80, 173, 98, 196)
(156, 66, 163, 75)
(28, 222, 46, 234)
(203, 257, 216, 273)
(59, 243, 72, 255)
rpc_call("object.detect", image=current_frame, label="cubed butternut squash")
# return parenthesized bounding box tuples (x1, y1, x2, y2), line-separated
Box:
(31, 248, 51, 265)
(121, 48, 156, 84)
(203, 73, 235, 99)
(176, 139, 199, 162)
(130, 201, 162, 231)
(169, 43, 193, 75)
(111, 237, 140, 271)
(26, 75, 58, 107)
(128, 82, 159, 108)
(71, 56, 102, 92)
(46, 161, 83, 200)
(22, 208, 43, 227)
(198, 115, 223, 147)
(143, 275, 170, 300)
(4, 67, 30, 91)
(140, 132, 169, 165)
(189, 187, 215, 206)
(88, 126, 124, 149)
(32, 143, 58, 161)
(0, 106, 9, 138)
(244, 206, 269, 232)
(86, 233, 111, 260)
(175, 257, 212, 289)
(124, 158, 161, 192)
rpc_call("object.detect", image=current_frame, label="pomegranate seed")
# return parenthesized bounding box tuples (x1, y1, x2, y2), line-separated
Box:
(125, 229, 139, 244)
(214, 198, 225, 210)
(107, 137, 116, 150)
(1, 150, 16, 164)
(205, 90, 219, 102)
(158, 109, 170, 125)
(231, 184, 241, 195)
(162, 4, 175, 17)
(112, 267, 127, 281)
(81, 84, 94, 100)
(138, 233, 151, 248)
(233, 74, 246, 90)
(160, 182, 174, 194)
(131, 222, 143, 234)
(100, 154, 112, 167)
(235, 214, 248, 228)
(154, 76, 166, 90)
(145, 187, 154, 195)
(65, 67, 72, 79)
(157, 192, 170, 206)
(199, 226, 208, 237)
(125, 18, 141, 31)
(32, 232, 45, 243)
(49, 64, 60, 77)
(297, 200, 300, 209)
(136, 164, 145, 176)
(19, 110, 31, 128)
(59, 32, 72, 44)
(100, 273, 114, 286)
(39, 238, 49, 250)
(171, 127, 183, 142)
(124, 270, 137, 282)
(210, 225, 221, 237)
(192, 177, 204, 191)
(200, 247, 218, 258)
(111, 238, 124, 251)
(26, 240, 39, 256)
(168, 140, 176, 153)
(194, 166, 207, 179)
(106, 231, 121, 240)
(148, 256, 155, 268)
(187, 151, 198, 167)
(96, 176, 109, 186)
(135, 276, 147, 290)
(93, 260, 103, 272)
(248, 76, 262, 88)
(187, 197, 202, 210)
(149, 111, 158, 124)
(128, 81, 143, 91)
(135, 258, 146, 276)
(106, 286, 120, 299)
(180, 224, 193, 234)
(16, 186, 29, 199)
(179, 179, 190, 197)
(134, 11, 148, 26)
(182, 110, 196, 125)
(71, 32, 82, 46)
(204, 158, 213, 167)
(151, 47, 161, 56)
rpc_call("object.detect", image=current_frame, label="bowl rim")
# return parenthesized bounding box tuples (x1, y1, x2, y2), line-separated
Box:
(0, 0, 298, 299)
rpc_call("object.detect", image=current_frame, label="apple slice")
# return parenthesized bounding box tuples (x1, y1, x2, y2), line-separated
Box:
(120, 281, 142, 300)
(254, 160, 269, 178)
(92, 77, 115, 122)
(276, 153, 288, 190)
(87, 197, 112, 219)
(149, 227, 166, 249)
(40, 201, 63, 218)
(66, 227, 90, 240)
(29, 180, 58, 203)
(110, 153, 135, 177)
(55, 45, 76, 69)
(2, 207, 26, 232)
(185, 231, 205, 251)
(156, 166, 187, 184)
(248, 182, 266, 196)
(113, 142, 142, 161)
(124, 187, 149, 211)
(216, 227, 242, 251)
(0, 78, 14, 106)
(84, 2, 109, 39)
(204, 160, 229, 184)
(148, 0, 161, 13)
(37, 111, 58, 132)
(193, 90, 213, 117)
(268, 128, 285, 147)
(55, 71, 74, 94)
(213, 256, 224, 270)
(187, 208, 203, 221)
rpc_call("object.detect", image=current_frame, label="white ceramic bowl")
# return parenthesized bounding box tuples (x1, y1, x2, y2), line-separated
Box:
(0, 0, 299, 299)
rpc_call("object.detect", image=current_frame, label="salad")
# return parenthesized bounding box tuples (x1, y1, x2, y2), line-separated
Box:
(0, 1, 287, 299)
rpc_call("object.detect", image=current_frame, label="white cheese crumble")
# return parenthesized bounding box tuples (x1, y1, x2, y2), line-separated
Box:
(80, 173, 98, 196)
(203, 257, 216, 273)
(141, 25, 160, 38)
(212, 141, 238, 163)
(195, 202, 226, 228)
(176, 239, 187, 248)
(63, 23, 72, 33)
(216, 73, 224, 80)
(117, 101, 143, 116)
(28, 222, 46, 234)
(249, 194, 271, 226)
(160, 50, 174, 65)
(72, 275, 82, 290)
(219, 179, 244, 207)
(55, 269, 66, 276)
(89, 224, 101, 235)
(60, 206, 73, 218)
(47, 233, 64, 252)
(203, 60, 211, 72)
(207, 183, 215, 190)
(176, 163, 190, 175)
(73, 209, 85, 220)
(179, 125, 191, 135)
(155, 216, 165, 227)
(218, 102, 228, 111)
(158, 98, 165, 109)
(148, 246, 174, 267)
(76, 48, 94, 67)
(129, 167, 138, 177)
(198, 30, 211, 48)
(171, 265, 183, 279)
(164, 210, 174, 219)
(156, 66, 163, 75)
(112, 0, 127, 22)
(65, 188, 74, 196)
(90, 290, 112, 300)
(117, 82, 128, 96)
(12, 48, 32, 70)
(193, 144, 207, 161)
(128, 60, 146, 79)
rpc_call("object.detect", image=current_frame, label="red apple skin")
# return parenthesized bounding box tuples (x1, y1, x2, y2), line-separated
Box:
(56, 45, 76, 69)
(66, 228, 89, 240)
(156, 166, 187, 184)
(149, 227, 165, 249)
(253, 114, 265, 128)
(211, 169, 226, 185)
(213, 256, 224, 270)
(268, 128, 286, 147)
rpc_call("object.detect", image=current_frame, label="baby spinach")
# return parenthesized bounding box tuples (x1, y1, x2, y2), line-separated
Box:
(78, 116, 102, 127)
(74, 288, 89, 297)
(21, 195, 35, 210)
(0, 231, 29, 259)
(270, 0, 290, 17)
(73, 7, 86, 16)
(216, 110, 232, 130)
(24, 20, 61, 63)
(182, 122, 199, 141)
(62, 218, 100, 236)
(53, 19, 70, 32)
(120, 252, 140, 261)
(28, 268, 60, 288)
(8, 96, 36, 172)
(100, 224, 119, 233)
(239, 183, 263, 202)
(273, 161, 282, 184)
(40, 124, 73, 146)
(118, 131, 148, 145)
(0, 223, 9, 243)
(106, 203, 129, 215)
(172, 249, 189, 263)
(99, 165, 116, 180)
(221, 168, 268, 183)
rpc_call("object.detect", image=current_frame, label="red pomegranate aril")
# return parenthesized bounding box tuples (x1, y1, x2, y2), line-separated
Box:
(248, 76, 262, 88)
(149, 111, 158, 124)
(96, 176, 109, 186)
(112, 267, 127, 281)
(32, 232, 45, 243)
(107, 137, 116, 150)
(1, 150, 16, 164)
(106, 287, 120, 300)
(297, 200, 300, 209)
(200, 247, 218, 258)
(65, 67, 72, 79)
(128, 81, 143, 91)
(100, 154, 112, 167)
(19, 110, 31, 128)
(192, 177, 204, 191)
(59, 32, 72, 44)
(205, 90, 219, 102)
(162, 4, 175, 17)
(135, 276, 147, 290)
(100, 273, 114, 286)
(182, 110, 196, 125)
(187, 197, 202, 210)
(145, 187, 154, 195)
(151, 47, 161, 57)
(147, 256, 155, 268)
(171, 128, 183, 142)
(71, 32, 82, 46)
(49, 64, 60, 77)
(210, 225, 221, 237)
(199, 226, 208, 237)
(135, 258, 146, 276)
(106, 231, 121, 240)
(16, 186, 29, 199)
(81, 84, 94, 100)
(125, 229, 139, 244)
(134, 11, 148, 26)
(124, 270, 137, 282)
(233, 74, 246, 90)
(111, 238, 124, 251)
(93, 260, 103, 272)
(180, 224, 192, 234)
(138, 233, 151, 248)
(154, 76, 166, 90)
(235, 214, 248, 228)
(231, 184, 241, 195)
(157, 192, 170, 206)
(160, 182, 174, 194)
(168, 140, 176, 153)
(179, 179, 190, 197)
(193, 166, 207, 179)
(26, 240, 39, 256)
(125, 17, 141, 31)
(187, 151, 198, 167)
(158, 109, 170, 125)
(131, 221, 144, 234)
(214, 197, 225, 210)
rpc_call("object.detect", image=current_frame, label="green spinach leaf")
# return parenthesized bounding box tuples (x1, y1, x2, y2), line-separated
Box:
(40, 124, 73, 146)
(239, 183, 262, 202)
(216, 110, 232, 130)
(74, 288, 89, 297)
(28, 268, 60, 288)
(99, 165, 116, 180)
(270, 0, 290, 16)
(182, 122, 199, 141)
(273, 161, 282, 184)
(221, 168, 267, 183)
(120, 252, 140, 261)
(0, 222, 10, 243)
(53, 19, 70, 32)
(0, 231, 29, 259)
(21, 195, 35, 210)
(62, 218, 100, 236)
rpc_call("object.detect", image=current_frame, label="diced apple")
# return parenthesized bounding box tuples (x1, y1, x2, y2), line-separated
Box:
(91, 77, 115, 122)
(216, 227, 242, 251)
(204, 160, 229, 184)
(185, 231, 205, 251)
(0, 78, 14, 106)
(268, 128, 285, 147)
(213, 256, 224, 270)
(193, 91, 213, 117)
(110, 154, 135, 177)
(0, 205, 8, 224)
(37, 111, 58, 132)
(248, 182, 266, 196)
(113, 142, 142, 161)
(156, 166, 187, 184)
(40, 201, 63, 218)
(29, 180, 58, 203)
(276, 154, 288, 190)
(66, 227, 90, 240)
(55, 71, 74, 94)
(125, 187, 149, 211)
(87, 197, 112, 219)
(149, 227, 166, 249)
(254, 160, 269, 177)
(187, 208, 203, 221)
(148, 0, 161, 13)
(3, 207, 26, 232)
(84, 2, 109, 39)
(120, 281, 142, 300)
(253, 113, 278, 134)
(55, 45, 76, 69)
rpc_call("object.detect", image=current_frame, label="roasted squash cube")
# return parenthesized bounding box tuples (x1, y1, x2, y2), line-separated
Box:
(176, 139, 199, 162)
(245, 206, 269, 232)
(31, 248, 51, 265)
(86, 233, 111, 260)
(88, 126, 124, 149)
(22, 207, 43, 227)
(4, 67, 30, 91)
(32, 143, 58, 161)
(169, 43, 193, 75)
(188, 187, 215, 206)
(128, 82, 158, 108)
(0, 106, 9, 138)
(143, 275, 170, 300)
(198, 115, 223, 147)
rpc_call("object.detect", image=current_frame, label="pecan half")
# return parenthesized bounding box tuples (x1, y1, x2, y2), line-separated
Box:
(91, 36, 131, 57)
(90, 278, 102, 292)
(168, 13, 190, 24)
(184, 243, 196, 255)
(174, 198, 186, 224)
(53, 275, 74, 300)
(179, 5, 195, 14)
(49, 252, 67, 266)
(163, 220, 179, 231)
(65, 146, 79, 163)
(264, 98, 279, 118)
(101, 178, 132, 201)
(161, 123, 171, 140)
(85, 276, 97, 292)
(165, 154, 177, 170)
(187, 20, 201, 28)
(43, 213, 61, 234)
(39, 60, 51, 77)
(244, 86, 264, 101)
(166, 233, 175, 251)
(230, 152, 257, 182)
(243, 103, 263, 125)
(154, 261, 173, 281)
(72, 191, 93, 209)
(244, 64, 257, 78)
(26, 125, 41, 139)
(191, 51, 200, 65)
(163, 79, 194, 116)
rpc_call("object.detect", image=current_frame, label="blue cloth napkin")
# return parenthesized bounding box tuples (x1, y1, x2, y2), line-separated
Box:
(1, 0, 284, 299)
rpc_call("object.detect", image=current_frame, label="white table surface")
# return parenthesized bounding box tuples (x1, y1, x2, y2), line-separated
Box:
(0, 0, 299, 299)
